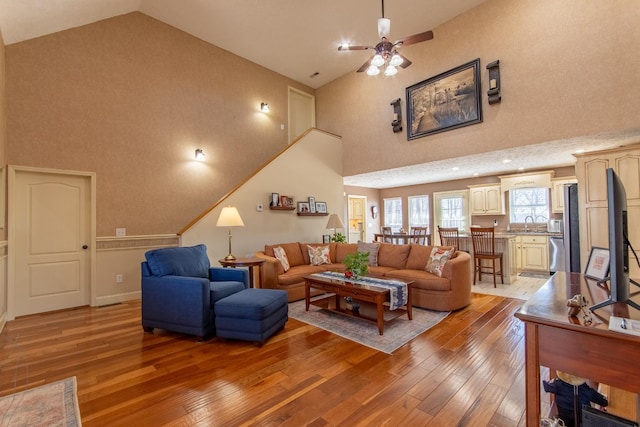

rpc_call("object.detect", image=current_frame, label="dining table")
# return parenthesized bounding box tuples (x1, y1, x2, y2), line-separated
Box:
(373, 232, 431, 245)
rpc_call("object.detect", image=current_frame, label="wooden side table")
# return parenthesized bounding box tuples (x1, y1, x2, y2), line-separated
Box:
(218, 257, 265, 288)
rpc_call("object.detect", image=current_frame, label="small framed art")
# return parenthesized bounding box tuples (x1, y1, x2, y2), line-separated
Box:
(322, 234, 331, 244)
(315, 202, 327, 213)
(585, 247, 610, 281)
(297, 202, 310, 213)
(271, 192, 280, 207)
(280, 196, 294, 208)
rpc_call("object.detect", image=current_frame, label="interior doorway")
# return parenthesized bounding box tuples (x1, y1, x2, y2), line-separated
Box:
(288, 87, 315, 143)
(8, 166, 95, 319)
(347, 195, 367, 243)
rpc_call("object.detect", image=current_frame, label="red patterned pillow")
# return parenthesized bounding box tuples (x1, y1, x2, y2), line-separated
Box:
(425, 247, 455, 277)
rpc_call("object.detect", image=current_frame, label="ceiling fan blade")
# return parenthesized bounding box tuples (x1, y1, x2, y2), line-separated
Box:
(398, 54, 412, 69)
(357, 57, 373, 73)
(395, 30, 434, 47)
(338, 44, 374, 51)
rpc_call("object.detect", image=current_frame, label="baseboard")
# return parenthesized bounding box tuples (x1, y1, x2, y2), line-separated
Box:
(95, 291, 141, 307)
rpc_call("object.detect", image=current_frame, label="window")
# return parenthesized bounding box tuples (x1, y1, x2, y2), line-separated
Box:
(433, 190, 470, 233)
(509, 187, 549, 223)
(383, 197, 402, 231)
(408, 195, 429, 229)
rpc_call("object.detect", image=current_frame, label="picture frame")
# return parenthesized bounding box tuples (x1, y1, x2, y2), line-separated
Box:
(271, 192, 280, 207)
(297, 202, 310, 213)
(315, 201, 327, 213)
(585, 246, 610, 281)
(322, 234, 331, 244)
(308, 196, 316, 213)
(406, 58, 482, 140)
(280, 195, 294, 208)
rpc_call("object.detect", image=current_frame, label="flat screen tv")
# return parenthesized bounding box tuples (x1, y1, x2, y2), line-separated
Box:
(590, 168, 640, 311)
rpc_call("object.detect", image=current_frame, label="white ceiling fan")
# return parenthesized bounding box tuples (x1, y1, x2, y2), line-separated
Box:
(338, 0, 434, 76)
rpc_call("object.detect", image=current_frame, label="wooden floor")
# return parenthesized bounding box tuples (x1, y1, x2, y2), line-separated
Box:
(0, 293, 534, 426)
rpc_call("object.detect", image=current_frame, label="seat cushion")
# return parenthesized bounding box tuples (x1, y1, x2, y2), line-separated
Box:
(210, 281, 246, 302)
(145, 244, 210, 278)
(215, 289, 288, 320)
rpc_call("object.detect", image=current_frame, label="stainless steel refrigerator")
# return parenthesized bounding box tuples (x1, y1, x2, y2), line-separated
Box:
(563, 183, 581, 272)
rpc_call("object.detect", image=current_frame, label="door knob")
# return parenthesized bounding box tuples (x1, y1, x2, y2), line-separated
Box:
(82, 245, 88, 249)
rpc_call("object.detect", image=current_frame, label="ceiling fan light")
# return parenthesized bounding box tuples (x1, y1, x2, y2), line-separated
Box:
(389, 53, 403, 67)
(384, 65, 398, 76)
(366, 65, 380, 76)
(371, 54, 385, 67)
(377, 18, 391, 38)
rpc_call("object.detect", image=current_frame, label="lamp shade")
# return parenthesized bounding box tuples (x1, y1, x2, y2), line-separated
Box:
(326, 214, 344, 230)
(216, 206, 245, 227)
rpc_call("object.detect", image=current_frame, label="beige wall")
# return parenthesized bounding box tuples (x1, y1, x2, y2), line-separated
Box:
(316, 0, 640, 177)
(5, 12, 314, 237)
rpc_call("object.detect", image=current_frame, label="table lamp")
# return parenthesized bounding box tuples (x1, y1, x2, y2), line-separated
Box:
(216, 206, 245, 261)
(326, 214, 345, 240)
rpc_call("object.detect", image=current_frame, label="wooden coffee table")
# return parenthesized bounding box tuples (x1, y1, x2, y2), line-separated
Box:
(304, 274, 413, 335)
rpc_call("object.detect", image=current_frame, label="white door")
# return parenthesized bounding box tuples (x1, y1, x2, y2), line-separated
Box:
(9, 167, 94, 318)
(347, 195, 367, 243)
(288, 87, 315, 143)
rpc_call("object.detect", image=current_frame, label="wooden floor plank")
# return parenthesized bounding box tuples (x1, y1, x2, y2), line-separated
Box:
(0, 294, 533, 426)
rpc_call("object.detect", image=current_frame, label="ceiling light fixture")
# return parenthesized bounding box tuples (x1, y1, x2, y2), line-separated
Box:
(195, 148, 205, 161)
(260, 102, 270, 113)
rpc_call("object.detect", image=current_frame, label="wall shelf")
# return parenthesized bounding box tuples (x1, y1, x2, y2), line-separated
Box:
(270, 206, 295, 211)
(297, 212, 328, 216)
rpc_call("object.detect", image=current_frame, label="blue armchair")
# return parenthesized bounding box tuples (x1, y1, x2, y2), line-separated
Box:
(141, 244, 248, 341)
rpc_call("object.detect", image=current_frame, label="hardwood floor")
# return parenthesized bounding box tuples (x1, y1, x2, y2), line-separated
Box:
(0, 293, 534, 426)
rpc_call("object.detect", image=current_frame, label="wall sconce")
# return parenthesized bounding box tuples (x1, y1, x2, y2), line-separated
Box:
(260, 102, 270, 113)
(486, 60, 501, 104)
(195, 148, 205, 161)
(390, 98, 402, 133)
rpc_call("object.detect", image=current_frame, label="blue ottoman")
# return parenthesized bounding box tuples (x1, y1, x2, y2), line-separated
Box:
(215, 288, 288, 346)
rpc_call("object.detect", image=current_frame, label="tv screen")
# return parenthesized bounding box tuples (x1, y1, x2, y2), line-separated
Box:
(590, 168, 640, 311)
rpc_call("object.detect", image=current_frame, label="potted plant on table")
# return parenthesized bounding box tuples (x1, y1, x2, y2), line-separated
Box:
(331, 232, 347, 243)
(342, 251, 370, 279)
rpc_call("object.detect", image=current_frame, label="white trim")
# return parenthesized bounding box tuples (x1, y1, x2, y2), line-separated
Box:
(95, 291, 141, 307)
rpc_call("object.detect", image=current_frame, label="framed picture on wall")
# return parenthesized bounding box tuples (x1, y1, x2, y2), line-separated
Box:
(406, 58, 482, 140)
(280, 196, 294, 208)
(315, 202, 327, 213)
(309, 196, 316, 213)
(297, 202, 310, 213)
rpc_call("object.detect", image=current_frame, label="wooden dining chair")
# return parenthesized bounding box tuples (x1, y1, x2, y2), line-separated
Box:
(437, 226, 460, 251)
(380, 226, 394, 243)
(470, 227, 504, 287)
(409, 227, 428, 245)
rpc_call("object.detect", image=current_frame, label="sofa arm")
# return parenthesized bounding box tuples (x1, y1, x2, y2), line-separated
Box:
(255, 252, 280, 289)
(441, 251, 472, 289)
(141, 275, 212, 328)
(209, 267, 249, 288)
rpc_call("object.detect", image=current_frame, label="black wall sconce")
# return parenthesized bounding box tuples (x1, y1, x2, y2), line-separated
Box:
(486, 60, 501, 104)
(390, 98, 402, 133)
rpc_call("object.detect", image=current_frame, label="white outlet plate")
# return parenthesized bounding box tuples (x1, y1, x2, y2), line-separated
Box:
(256, 204, 263, 212)
(116, 274, 123, 283)
(116, 228, 126, 237)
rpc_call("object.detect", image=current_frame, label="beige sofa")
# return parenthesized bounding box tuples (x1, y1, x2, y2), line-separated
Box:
(255, 242, 472, 312)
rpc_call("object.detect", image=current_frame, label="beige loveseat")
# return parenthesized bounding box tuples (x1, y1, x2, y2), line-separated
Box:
(255, 242, 472, 312)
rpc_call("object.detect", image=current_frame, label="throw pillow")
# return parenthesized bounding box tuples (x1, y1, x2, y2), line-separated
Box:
(425, 246, 455, 277)
(273, 246, 290, 272)
(357, 241, 381, 266)
(308, 245, 331, 265)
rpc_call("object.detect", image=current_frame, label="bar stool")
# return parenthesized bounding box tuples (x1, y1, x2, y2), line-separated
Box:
(437, 226, 460, 251)
(470, 227, 503, 287)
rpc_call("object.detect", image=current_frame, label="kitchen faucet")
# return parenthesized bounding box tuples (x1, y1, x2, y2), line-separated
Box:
(524, 215, 534, 232)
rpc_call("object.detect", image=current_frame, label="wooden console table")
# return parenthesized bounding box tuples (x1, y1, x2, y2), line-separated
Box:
(514, 272, 640, 426)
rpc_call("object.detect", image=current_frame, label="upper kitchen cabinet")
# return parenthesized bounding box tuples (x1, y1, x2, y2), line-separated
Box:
(551, 176, 577, 213)
(469, 184, 505, 215)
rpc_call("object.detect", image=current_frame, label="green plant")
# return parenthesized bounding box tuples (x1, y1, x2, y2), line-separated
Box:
(331, 232, 347, 243)
(343, 251, 370, 278)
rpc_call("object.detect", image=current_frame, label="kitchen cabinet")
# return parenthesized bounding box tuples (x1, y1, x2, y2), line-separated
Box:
(551, 176, 577, 213)
(575, 144, 640, 279)
(520, 235, 549, 272)
(469, 184, 505, 215)
(349, 198, 364, 219)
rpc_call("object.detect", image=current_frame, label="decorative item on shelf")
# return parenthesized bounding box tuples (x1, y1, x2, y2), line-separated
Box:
(297, 202, 310, 213)
(308, 196, 316, 213)
(343, 251, 370, 279)
(280, 195, 294, 208)
(486, 60, 501, 105)
(390, 98, 402, 133)
(270, 193, 279, 207)
(216, 206, 244, 261)
(326, 214, 346, 242)
(315, 201, 327, 214)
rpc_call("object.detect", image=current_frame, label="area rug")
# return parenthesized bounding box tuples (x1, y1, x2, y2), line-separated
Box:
(288, 300, 449, 354)
(0, 377, 81, 426)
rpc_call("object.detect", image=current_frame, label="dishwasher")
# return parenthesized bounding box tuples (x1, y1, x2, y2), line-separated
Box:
(549, 236, 565, 273)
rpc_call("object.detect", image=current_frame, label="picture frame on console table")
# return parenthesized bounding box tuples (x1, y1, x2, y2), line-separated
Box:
(406, 58, 482, 140)
(585, 246, 610, 281)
